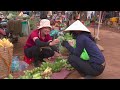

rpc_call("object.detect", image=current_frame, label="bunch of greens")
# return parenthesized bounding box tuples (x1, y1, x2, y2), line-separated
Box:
(57, 33, 76, 55)
(4, 57, 74, 79)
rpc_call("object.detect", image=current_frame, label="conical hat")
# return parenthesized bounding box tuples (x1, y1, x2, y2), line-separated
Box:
(18, 11, 23, 16)
(64, 20, 90, 32)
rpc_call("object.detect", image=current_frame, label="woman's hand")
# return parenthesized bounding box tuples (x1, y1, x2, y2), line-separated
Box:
(68, 40, 75, 47)
(49, 39, 60, 46)
(61, 40, 69, 47)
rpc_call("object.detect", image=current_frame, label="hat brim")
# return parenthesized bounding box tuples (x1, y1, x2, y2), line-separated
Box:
(64, 29, 90, 32)
(64, 20, 90, 32)
(37, 26, 52, 29)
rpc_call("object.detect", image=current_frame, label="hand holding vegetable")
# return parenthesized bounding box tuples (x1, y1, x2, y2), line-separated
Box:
(68, 40, 75, 47)
(49, 39, 60, 46)
(61, 40, 69, 47)
(54, 51, 61, 57)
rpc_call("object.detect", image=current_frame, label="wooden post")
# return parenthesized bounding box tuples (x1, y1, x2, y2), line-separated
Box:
(96, 11, 102, 41)
(118, 12, 120, 24)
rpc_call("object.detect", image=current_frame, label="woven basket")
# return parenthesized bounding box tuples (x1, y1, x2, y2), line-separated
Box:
(0, 47, 13, 79)
(7, 20, 22, 34)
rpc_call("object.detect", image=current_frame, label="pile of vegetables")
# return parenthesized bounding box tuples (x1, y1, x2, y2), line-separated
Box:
(17, 14, 30, 20)
(7, 13, 16, 20)
(58, 33, 76, 55)
(5, 66, 52, 79)
(4, 57, 74, 79)
(57, 33, 73, 41)
(41, 56, 74, 73)
(29, 18, 39, 30)
(22, 14, 30, 19)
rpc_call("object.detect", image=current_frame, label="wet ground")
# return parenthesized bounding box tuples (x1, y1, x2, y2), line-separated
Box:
(13, 26, 120, 79)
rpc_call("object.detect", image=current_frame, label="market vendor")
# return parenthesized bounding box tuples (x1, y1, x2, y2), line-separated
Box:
(24, 19, 60, 67)
(50, 22, 59, 40)
(61, 20, 106, 79)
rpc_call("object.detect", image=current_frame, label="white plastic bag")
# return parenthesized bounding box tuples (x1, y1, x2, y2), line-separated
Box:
(19, 61, 29, 71)
(11, 56, 29, 72)
(11, 56, 20, 72)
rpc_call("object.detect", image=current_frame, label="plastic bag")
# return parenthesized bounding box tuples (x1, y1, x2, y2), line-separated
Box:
(19, 61, 29, 71)
(11, 56, 29, 72)
(11, 56, 20, 72)
(73, 42, 90, 61)
(80, 49, 90, 61)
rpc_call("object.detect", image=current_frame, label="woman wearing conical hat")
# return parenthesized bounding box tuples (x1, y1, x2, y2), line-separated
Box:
(61, 20, 105, 79)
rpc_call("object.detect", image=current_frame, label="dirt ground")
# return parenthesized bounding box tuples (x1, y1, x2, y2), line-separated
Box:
(67, 27, 120, 79)
(13, 26, 120, 79)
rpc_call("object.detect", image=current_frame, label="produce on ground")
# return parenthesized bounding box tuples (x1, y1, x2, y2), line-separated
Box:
(0, 38, 13, 48)
(7, 13, 17, 20)
(58, 33, 76, 54)
(4, 57, 74, 79)
(41, 67, 52, 79)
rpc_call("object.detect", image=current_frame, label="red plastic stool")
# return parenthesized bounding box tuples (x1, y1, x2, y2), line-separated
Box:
(24, 55, 34, 64)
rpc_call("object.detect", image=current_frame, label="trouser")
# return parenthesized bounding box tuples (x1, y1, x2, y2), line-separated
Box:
(24, 46, 54, 62)
(68, 55, 105, 76)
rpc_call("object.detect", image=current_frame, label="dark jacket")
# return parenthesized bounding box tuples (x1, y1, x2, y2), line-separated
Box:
(64, 32, 105, 64)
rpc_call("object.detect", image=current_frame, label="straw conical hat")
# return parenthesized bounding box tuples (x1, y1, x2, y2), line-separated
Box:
(64, 20, 90, 32)
(18, 11, 23, 16)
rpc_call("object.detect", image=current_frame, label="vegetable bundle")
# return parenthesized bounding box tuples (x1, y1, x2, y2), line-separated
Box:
(4, 57, 74, 79)
(58, 33, 76, 55)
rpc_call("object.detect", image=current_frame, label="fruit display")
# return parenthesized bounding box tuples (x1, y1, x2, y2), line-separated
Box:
(4, 74, 14, 79)
(41, 57, 68, 73)
(41, 67, 52, 79)
(7, 13, 16, 20)
(65, 64, 74, 71)
(4, 57, 74, 79)
(0, 38, 13, 48)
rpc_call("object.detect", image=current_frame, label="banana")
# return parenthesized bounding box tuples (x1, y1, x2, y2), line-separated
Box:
(44, 67, 52, 73)
(5, 40, 10, 47)
(0, 38, 13, 48)
(41, 67, 52, 77)
(0, 43, 4, 47)
(10, 43, 13, 47)
(2, 38, 6, 42)
(0, 39, 4, 46)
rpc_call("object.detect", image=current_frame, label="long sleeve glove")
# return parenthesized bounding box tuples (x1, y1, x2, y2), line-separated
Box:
(61, 40, 69, 47)
(35, 39, 50, 47)
(50, 46, 59, 53)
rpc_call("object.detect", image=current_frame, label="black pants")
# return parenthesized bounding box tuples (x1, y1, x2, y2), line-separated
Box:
(24, 46, 54, 62)
(68, 55, 105, 76)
